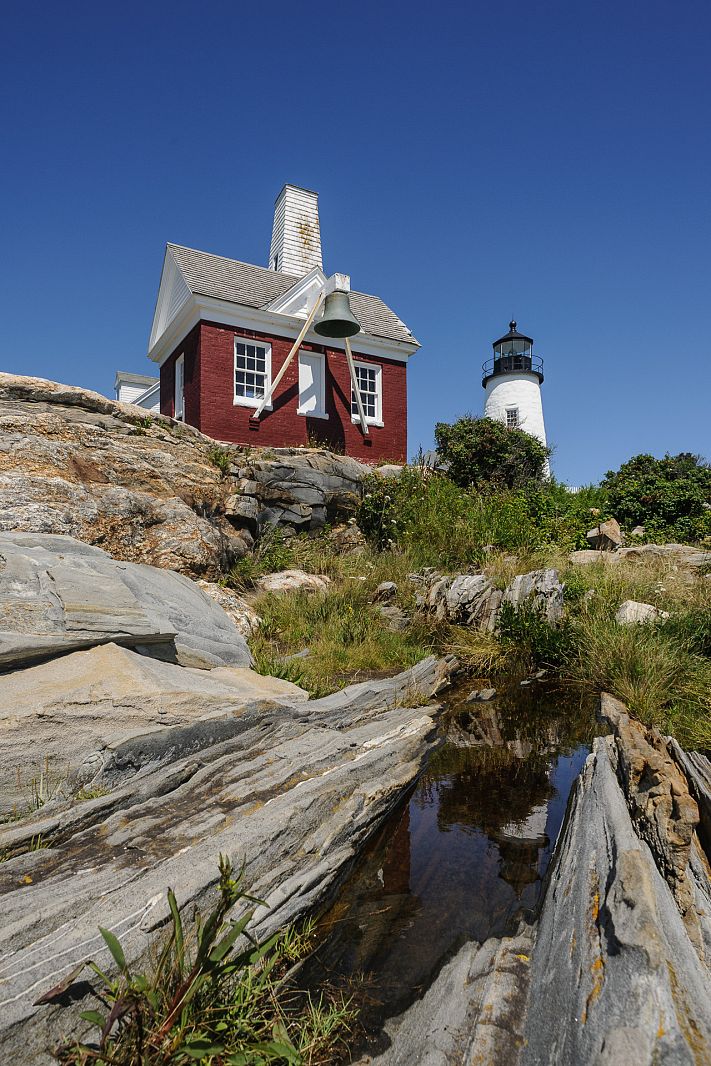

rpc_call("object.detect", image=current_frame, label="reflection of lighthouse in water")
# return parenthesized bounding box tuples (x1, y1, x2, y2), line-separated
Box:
(491, 801, 550, 896)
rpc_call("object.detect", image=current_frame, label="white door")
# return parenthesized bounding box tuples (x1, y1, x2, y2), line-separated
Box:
(297, 352, 326, 418)
(175, 354, 184, 420)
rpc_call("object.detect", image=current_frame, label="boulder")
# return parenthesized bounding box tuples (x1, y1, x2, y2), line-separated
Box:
(256, 569, 331, 595)
(373, 581, 398, 603)
(502, 568, 564, 624)
(615, 599, 669, 625)
(0, 532, 252, 670)
(0, 655, 456, 1062)
(377, 604, 410, 632)
(0, 642, 308, 816)
(586, 517, 623, 551)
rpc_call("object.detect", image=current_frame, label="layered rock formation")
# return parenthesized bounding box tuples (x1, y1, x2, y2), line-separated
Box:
(0, 655, 455, 1063)
(0, 373, 367, 579)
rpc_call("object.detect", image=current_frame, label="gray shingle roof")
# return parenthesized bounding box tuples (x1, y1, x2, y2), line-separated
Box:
(167, 244, 419, 347)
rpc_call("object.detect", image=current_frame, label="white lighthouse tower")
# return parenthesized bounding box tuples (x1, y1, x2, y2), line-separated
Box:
(482, 320, 547, 448)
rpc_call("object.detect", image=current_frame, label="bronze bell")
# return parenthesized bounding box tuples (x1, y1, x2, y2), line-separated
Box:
(314, 291, 361, 338)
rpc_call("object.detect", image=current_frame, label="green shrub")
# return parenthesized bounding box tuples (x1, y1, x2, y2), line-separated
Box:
(434, 416, 550, 490)
(602, 452, 711, 544)
(497, 601, 575, 669)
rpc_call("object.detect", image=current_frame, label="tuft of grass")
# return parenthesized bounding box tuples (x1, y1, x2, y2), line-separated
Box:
(250, 582, 433, 697)
(54, 855, 355, 1066)
(565, 613, 711, 749)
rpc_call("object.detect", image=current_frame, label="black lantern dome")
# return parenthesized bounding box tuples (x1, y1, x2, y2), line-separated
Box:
(482, 320, 544, 388)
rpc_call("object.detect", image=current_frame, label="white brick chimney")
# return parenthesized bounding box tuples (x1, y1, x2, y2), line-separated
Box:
(269, 184, 323, 276)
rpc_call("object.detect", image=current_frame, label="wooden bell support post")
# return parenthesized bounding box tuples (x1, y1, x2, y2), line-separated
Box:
(251, 273, 369, 436)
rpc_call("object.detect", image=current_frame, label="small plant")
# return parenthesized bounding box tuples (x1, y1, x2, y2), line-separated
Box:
(227, 528, 294, 590)
(53, 855, 354, 1065)
(208, 446, 233, 477)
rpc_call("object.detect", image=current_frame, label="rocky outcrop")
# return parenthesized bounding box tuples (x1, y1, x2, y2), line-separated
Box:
(228, 451, 366, 531)
(0, 374, 368, 580)
(0, 532, 252, 669)
(0, 642, 308, 817)
(0, 655, 455, 1063)
(502, 568, 565, 624)
(414, 567, 564, 630)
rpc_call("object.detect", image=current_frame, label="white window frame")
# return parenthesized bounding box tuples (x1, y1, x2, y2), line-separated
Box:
(351, 360, 383, 427)
(174, 353, 185, 421)
(297, 351, 328, 420)
(506, 406, 520, 428)
(233, 337, 272, 410)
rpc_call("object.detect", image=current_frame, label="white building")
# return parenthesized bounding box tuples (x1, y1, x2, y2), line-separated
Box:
(482, 321, 547, 448)
(114, 371, 160, 412)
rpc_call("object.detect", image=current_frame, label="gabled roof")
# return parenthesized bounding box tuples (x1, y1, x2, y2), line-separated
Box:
(166, 243, 419, 347)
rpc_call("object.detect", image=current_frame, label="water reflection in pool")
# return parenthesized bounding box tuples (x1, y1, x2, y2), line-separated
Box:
(300, 681, 597, 1055)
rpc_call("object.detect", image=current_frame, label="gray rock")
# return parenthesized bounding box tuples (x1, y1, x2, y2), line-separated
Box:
(569, 549, 616, 566)
(373, 581, 398, 603)
(586, 517, 624, 551)
(363, 928, 534, 1066)
(466, 688, 497, 702)
(616, 543, 711, 569)
(377, 604, 410, 632)
(0, 655, 455, 1062)
(502, 568, 565, 624)
(631, 525, 646, 536)
(670, 741, 711, 861)
(521, 736, 711, 1064)
(0, 532, 252, 670)
(0, 642, 308, 816)
(615, 599, 669, 625)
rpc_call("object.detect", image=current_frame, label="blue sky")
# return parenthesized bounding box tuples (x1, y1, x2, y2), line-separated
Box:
(2, 0, 709, 484)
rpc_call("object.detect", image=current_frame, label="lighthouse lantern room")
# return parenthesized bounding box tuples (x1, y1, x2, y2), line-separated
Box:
(482, 320, 547, 448)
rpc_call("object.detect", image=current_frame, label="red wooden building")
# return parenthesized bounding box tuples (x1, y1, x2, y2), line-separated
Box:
(142, 185, 420, 463)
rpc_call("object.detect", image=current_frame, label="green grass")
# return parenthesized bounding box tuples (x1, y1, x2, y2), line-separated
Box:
(250, 583, 433, 697)
(54, 856, 355, 1066)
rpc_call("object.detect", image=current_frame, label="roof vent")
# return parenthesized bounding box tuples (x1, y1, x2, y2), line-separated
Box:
(268, 184, 323, 276)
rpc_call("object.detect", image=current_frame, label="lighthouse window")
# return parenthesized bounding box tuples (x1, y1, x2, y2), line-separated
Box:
(506, 407, 520, 428)
(351, 361, 383, 425)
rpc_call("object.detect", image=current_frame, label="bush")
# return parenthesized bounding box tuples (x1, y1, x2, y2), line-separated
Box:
(434, 416, 550, 490)
(602, 452, 711, 544)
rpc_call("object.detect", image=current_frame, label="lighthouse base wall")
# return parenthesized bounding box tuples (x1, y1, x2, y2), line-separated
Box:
(483, 373, 547, 447)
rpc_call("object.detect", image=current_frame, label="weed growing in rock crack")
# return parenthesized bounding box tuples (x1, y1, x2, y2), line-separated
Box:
(53, 855, 355, 1066)
(207, 446, 233, 477)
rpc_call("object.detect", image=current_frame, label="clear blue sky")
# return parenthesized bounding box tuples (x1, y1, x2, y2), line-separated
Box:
(2, 0, 709, 484)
